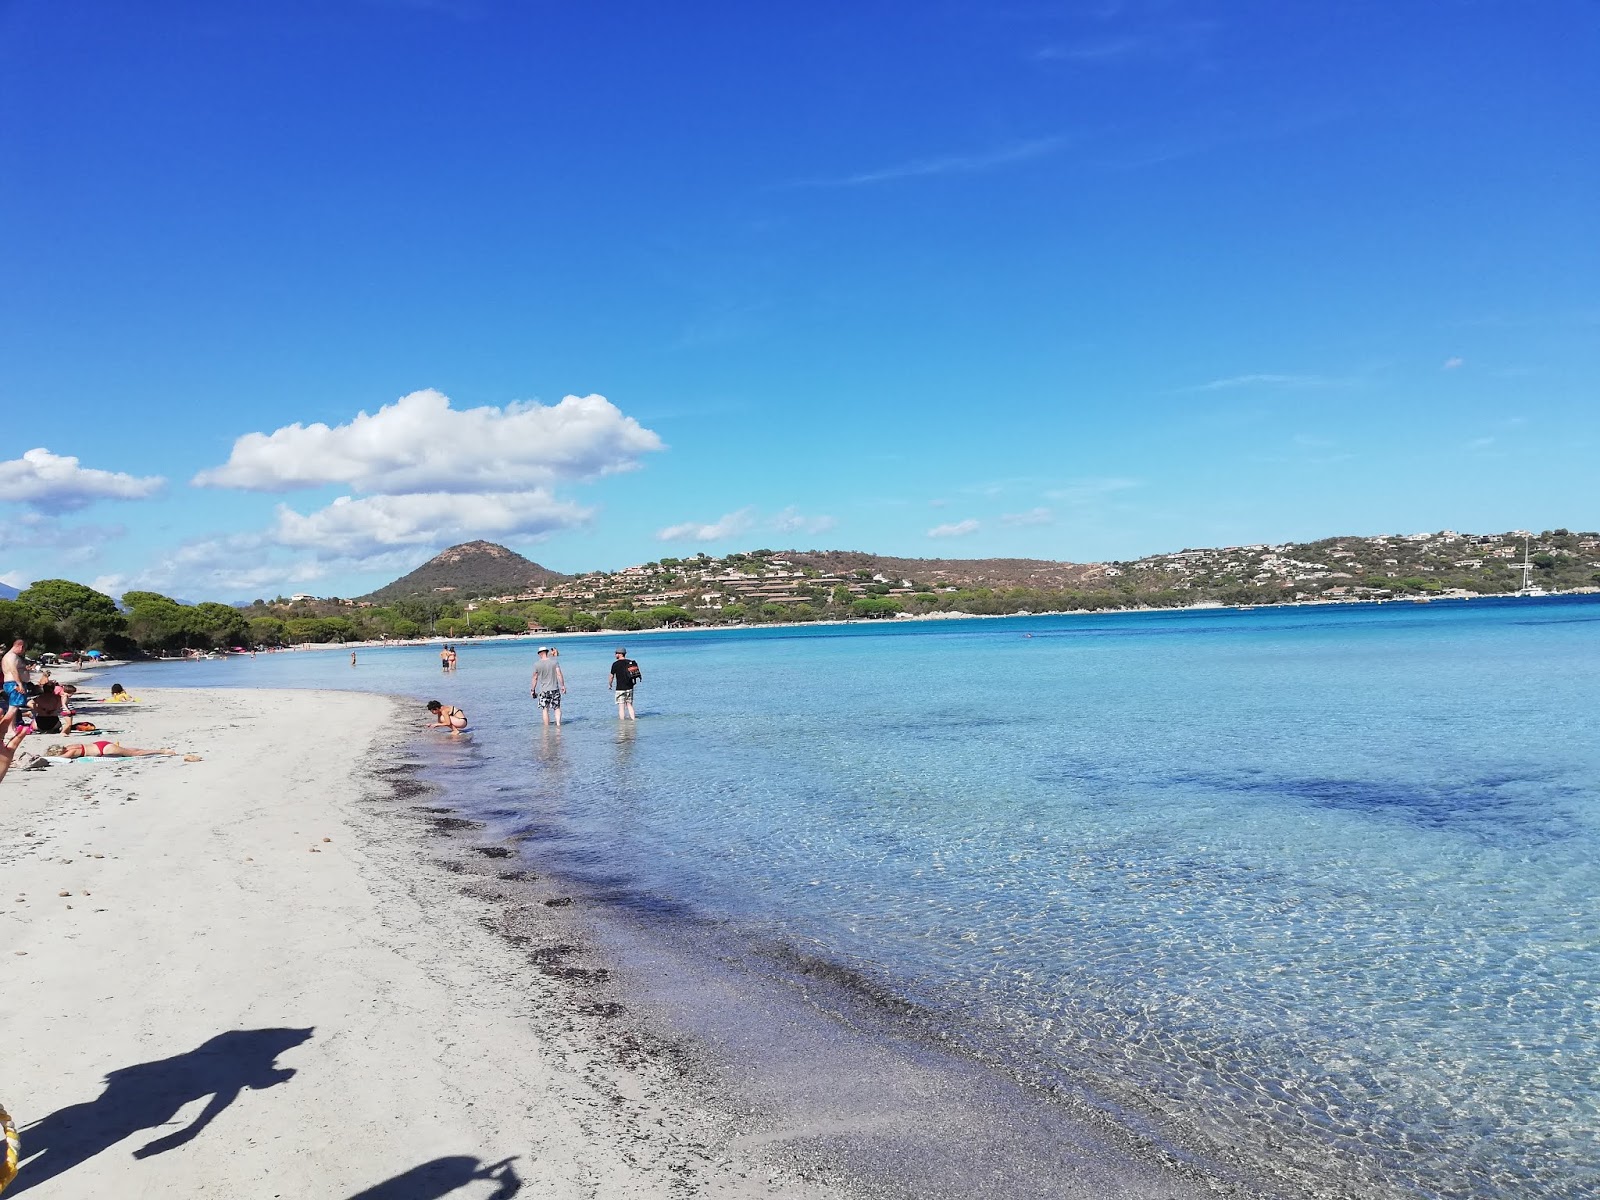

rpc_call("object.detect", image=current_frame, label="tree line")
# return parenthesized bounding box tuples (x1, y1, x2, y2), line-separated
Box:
(0, 581, 253, 655)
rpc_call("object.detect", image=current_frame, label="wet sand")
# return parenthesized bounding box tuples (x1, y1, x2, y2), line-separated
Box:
(0, 687, 834, 1199)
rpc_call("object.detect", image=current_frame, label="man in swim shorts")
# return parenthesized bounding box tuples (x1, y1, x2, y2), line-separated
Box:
(608, 648, 639, 720)
(530, 647, 565, 727)
(2, 638, 30, 715)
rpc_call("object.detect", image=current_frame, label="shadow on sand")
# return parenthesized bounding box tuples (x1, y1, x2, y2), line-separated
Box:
(12, 1027, 312, 1194)
(347, 1156, 523, 1199)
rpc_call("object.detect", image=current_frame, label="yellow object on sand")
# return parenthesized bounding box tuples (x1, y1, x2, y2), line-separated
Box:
(0, 1101, 18, 1194)
(107, 693, 139, 703)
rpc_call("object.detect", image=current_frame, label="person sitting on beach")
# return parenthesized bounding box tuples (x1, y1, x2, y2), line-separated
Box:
(44, 741, 193, 759)
(425, 700, 468, 735)
(29, 679, 77, 735)
(106, 683, 139, 702)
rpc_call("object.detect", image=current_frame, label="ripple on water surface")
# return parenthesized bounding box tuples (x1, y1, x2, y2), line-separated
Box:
(116, 599, 1600, 1198)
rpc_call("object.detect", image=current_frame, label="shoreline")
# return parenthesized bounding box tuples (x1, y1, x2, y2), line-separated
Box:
(0, 687, 837, 1198)
(144, 587, 1600, 657)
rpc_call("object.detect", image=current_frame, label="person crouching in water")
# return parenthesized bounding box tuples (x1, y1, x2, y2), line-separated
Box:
(425, 700, 468, 735)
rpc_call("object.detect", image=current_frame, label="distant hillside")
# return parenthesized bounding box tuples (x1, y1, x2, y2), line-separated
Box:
(777, 550, 1098, 590)
(362, 541, 567, 603)
(0, 582, 17, 601)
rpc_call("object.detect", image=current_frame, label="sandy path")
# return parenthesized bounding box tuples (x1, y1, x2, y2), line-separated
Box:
(0, 688, 829, 1200)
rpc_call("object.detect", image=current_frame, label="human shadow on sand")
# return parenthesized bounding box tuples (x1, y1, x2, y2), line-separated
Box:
(347, 1156, 523, 1199)
(12, 1027, 312, 1194)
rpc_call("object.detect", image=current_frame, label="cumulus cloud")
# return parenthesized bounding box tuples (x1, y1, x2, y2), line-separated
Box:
(194, 389, 663, 494)
(1001, 507, 1055, 527)
(656, 509, 758, 543)
(0, 448, 164, 511)
(272, 491, 591, 557)
(928, 519, 981, 538)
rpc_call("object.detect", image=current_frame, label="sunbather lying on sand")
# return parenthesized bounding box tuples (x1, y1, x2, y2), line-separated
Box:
(44, 741, 200, 761)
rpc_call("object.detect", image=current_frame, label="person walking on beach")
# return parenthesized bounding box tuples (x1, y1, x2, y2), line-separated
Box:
(530, 647, 565, 727)
(2, 638, 30, 714)
(608, 648, 640, 720)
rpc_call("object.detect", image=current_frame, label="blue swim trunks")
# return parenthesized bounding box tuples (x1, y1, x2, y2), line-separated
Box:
(2, 681, 27, 713)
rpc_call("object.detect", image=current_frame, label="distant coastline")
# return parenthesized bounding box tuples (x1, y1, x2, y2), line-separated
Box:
(160, 585, 1599, 657)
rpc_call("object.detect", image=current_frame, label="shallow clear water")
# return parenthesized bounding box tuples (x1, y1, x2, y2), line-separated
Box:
(116, 598, 1600, 1199)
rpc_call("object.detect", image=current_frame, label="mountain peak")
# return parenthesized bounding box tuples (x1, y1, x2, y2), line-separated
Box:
(362, 542, 567, 603)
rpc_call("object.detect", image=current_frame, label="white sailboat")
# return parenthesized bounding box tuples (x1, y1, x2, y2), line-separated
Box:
(1513, 536, 1548, 597)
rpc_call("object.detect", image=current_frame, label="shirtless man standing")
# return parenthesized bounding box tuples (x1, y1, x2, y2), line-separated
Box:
(2, 638, 30, 715)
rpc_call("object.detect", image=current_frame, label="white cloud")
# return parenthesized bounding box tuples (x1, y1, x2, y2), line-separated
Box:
(1045, 477, 1142, 504)
(0, 448, 164, 511)
(94, 533, 304, 600)
(1001, 506, 1055, 527)
(93, 535, 434, 602)
(1181, 373, 1343, 392)
(3, 513, 126, 568)
(1442, 356, 1465, 370)
(194, 389, 663, 494)
(656, 506, 839, 543)
(771, 507, 837, 536)
(794, 137, 1069, 188)
(928, 519, 981, 538)
(656, 509, 758, 543)
(272, 490, 591, 557)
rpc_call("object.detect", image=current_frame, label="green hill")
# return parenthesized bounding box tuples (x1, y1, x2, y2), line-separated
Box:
(361, 541, 567, 603)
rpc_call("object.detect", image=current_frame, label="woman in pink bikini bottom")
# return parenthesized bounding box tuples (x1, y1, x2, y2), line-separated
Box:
(44, 741, 187, 760)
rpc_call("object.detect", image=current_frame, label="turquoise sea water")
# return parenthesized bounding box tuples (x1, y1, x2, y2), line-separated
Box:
(115, 598, 1600, 1199)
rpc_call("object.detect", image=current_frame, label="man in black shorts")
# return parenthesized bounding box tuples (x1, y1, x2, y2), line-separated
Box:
(608, 648, 639, 720)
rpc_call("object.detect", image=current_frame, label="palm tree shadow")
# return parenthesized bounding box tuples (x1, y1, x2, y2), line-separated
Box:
(348, 1156, 522, 1199)
(12, 1027, 312, 1195)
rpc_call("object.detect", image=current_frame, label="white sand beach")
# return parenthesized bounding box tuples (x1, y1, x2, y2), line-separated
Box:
(0, 688, 833, 1199)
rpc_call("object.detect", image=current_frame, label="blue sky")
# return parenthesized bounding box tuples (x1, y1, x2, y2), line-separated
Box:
(1, 0, 1595, 600)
